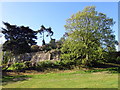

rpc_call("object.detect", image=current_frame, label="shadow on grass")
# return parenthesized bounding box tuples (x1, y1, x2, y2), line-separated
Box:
(85, 67, 120, 73)
(91, 62, 120, 73)
(2, 72, 32, 86)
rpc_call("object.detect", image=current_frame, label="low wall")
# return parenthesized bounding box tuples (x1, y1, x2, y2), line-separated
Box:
(13, 50, 61, 63)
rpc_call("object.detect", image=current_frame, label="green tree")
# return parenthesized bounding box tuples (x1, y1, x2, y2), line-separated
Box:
(56, 32, 68, 49)
(1, 22, 37, 55)
(61, 6, 118, 66)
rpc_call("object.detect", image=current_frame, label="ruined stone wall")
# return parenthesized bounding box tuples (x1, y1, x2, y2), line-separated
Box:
(13, 50, 60, 63)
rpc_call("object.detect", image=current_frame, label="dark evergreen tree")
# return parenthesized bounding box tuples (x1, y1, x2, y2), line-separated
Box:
(1, 22, 37, 55)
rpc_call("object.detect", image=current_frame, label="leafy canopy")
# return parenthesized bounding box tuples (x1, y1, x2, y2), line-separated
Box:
(61, 6, 118, 66)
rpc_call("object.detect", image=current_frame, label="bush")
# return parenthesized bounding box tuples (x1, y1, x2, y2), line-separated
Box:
(7, 60, 82, 71)
(11, 62, 25, 71)
(116, 56, 120, 64)
(54, 61, 61, 68)
(35, 60, 54, 71)
(52, 60, 75, 70)
(34, 60, 76, 71)
(61, 60, 76, 69)
(24, 61, 32, 69)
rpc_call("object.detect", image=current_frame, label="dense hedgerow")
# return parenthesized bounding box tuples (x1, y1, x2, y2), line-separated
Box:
(7, 60, 78, 71)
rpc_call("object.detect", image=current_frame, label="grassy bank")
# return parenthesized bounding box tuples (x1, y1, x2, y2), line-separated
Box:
(2, 69, 118, 88)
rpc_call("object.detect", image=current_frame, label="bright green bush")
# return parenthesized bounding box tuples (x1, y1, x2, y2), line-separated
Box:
(11, 62, 25, 71)
(34, 60, 76, 71)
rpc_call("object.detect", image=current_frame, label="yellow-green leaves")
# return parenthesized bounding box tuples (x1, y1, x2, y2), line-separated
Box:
(61, 6, 117, 66)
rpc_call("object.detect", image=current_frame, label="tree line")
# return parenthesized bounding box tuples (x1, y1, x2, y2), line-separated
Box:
(1, 22, 54, 55)
(1, 6, 119, 68)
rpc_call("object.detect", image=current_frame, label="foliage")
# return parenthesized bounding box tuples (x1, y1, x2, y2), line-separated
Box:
(2, 51, 12, 64)
(7, 60, 76, 71)
(56, 32, 68, 49)
(116, 56, 120, 64)
(2, 64, 8, 71)
(61, 6, 118, 66)
(34, 60, 76, 71)
(49, 39, 57, 49)
(1, 22, 37, 55)
(35, 60, 54, 71)
(39, 44, 52, 51)
(5, 59, 120, 74)
(55, 41, 62, 49)
(31, 45, 39, 52)
(24, 61, 32, 69)
(102, 52, 120, 64)
(11, 62, 25, 71)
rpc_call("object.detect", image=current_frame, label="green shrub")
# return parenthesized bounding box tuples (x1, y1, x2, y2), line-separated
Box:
(42, 60, 54, 68)
(54, 61, 61, 67)
(49, 60, 75, 70)
(61, 60, 76, 69)
(116, 56, 120, 64)
(7, 60, 85, 71)
(24, 61, 32, 69)
(11, 62, 25, 71)
(35, 60, 54, 71)
(34, 60, 76, 71)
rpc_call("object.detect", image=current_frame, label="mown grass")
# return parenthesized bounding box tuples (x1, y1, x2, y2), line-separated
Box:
(2, 68, 118, 88)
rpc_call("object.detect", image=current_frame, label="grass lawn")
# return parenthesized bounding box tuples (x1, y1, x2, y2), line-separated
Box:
(2, 69, 118, 88)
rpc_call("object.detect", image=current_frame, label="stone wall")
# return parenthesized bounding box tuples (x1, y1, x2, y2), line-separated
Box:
(13, 50, 61, 63)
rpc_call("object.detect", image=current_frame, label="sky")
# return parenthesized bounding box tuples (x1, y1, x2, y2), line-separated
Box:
(0, 2, 119, 49)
